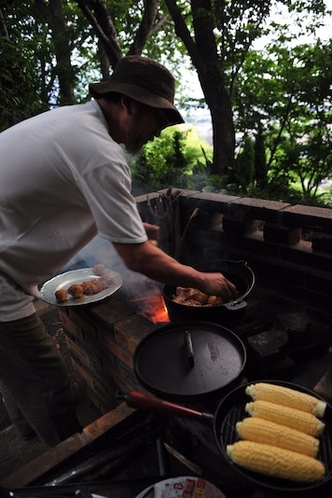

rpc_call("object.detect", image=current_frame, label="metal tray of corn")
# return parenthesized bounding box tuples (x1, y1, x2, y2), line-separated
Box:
(214, 380, 332, 493)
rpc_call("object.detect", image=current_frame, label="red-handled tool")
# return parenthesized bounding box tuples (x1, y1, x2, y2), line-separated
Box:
(116, 389, 214, 422)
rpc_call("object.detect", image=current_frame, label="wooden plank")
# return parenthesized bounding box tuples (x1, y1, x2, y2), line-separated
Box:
(83, 402, 134, 440)
(0, 402, 134, 490)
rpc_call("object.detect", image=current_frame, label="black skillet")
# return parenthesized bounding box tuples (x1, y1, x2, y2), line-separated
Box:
(215, 380, 332, 494)
(117, 380, 332, 494)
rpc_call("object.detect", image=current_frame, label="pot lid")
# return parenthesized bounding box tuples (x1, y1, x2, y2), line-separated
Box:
(134, 321, 246, 400)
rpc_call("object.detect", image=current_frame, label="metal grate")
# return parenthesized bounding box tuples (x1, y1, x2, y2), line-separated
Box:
(215, 381, 332, 493)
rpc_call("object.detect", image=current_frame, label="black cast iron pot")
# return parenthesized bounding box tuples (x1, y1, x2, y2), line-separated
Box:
(162, 259, 255, 327)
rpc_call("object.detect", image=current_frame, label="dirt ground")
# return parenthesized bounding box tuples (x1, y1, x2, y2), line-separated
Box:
(0, 300, 99, 482)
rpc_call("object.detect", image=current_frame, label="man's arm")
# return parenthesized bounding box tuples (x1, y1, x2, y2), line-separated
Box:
(113, 240, 238, 301)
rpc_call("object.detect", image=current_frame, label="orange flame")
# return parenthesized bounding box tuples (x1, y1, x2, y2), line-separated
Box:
(149, 296, 170, 323)
(129, 295, 170, 323)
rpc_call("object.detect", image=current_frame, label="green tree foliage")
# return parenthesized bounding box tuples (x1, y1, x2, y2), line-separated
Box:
(0, 0, 94, 127)
(0, 3, 49, 130)
(236, 135, 255, 193)
(254, 122, 268, 190)
(131, 126, 213, 191)
(138, 130, 187, 188)
(75, 0, 184, 76)
(164, 0, 272, 175)
(1, 0, 331, 206)
(234, 37, 332, 204)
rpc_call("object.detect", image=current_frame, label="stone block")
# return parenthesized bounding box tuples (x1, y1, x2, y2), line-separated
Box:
(312, 233, 332, 253)
(114, 315, 156, 353)
(278, 311, 312, 345)
(59, 310, 83, 340)
(263, 223, 301, 245)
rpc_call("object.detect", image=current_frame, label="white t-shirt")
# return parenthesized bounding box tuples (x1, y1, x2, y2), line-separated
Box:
(0, 100, 147, 320)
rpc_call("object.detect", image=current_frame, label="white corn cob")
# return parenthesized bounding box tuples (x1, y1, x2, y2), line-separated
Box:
(227, 440, 325, 483)
(245, 382, 326, 417)
(245, 400, 325, 437)
(236, 417, 319, 458)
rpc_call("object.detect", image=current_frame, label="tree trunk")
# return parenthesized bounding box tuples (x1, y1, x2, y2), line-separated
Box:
(34, 0, 76, 104)
(209, 92, 235, 176)
(165, 0, 235, 175)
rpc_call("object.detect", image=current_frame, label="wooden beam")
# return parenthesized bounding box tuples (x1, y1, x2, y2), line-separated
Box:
(0, 402, 134, 490)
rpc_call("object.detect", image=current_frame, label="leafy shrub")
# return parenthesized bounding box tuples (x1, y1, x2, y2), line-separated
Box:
(131, 125, 213, 191)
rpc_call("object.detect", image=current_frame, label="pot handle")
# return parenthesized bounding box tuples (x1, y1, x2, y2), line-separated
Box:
(223, 300, 247, 311)
(116, 389, 214, 423)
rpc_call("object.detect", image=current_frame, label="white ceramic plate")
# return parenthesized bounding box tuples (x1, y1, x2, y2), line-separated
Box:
(134, 477, 226, 498)
(40, 268, 122, 307)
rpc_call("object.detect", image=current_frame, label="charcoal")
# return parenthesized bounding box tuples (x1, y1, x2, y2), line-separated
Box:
(247, 328, 288, 357)
(278, 311, 311, 344)
(278, 311, 311, 333)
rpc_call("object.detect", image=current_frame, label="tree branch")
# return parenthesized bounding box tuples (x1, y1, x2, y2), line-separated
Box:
(129, 0, 159, 55)
(164, 0, 202, 69)
(0, 7, 9, 38)
(76, 0, 122, 69)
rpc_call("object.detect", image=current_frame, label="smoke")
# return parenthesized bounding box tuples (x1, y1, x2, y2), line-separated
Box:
(60, 235, 164, 306)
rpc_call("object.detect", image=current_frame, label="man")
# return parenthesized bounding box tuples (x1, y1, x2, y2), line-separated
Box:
(0, 55, 237, 446)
